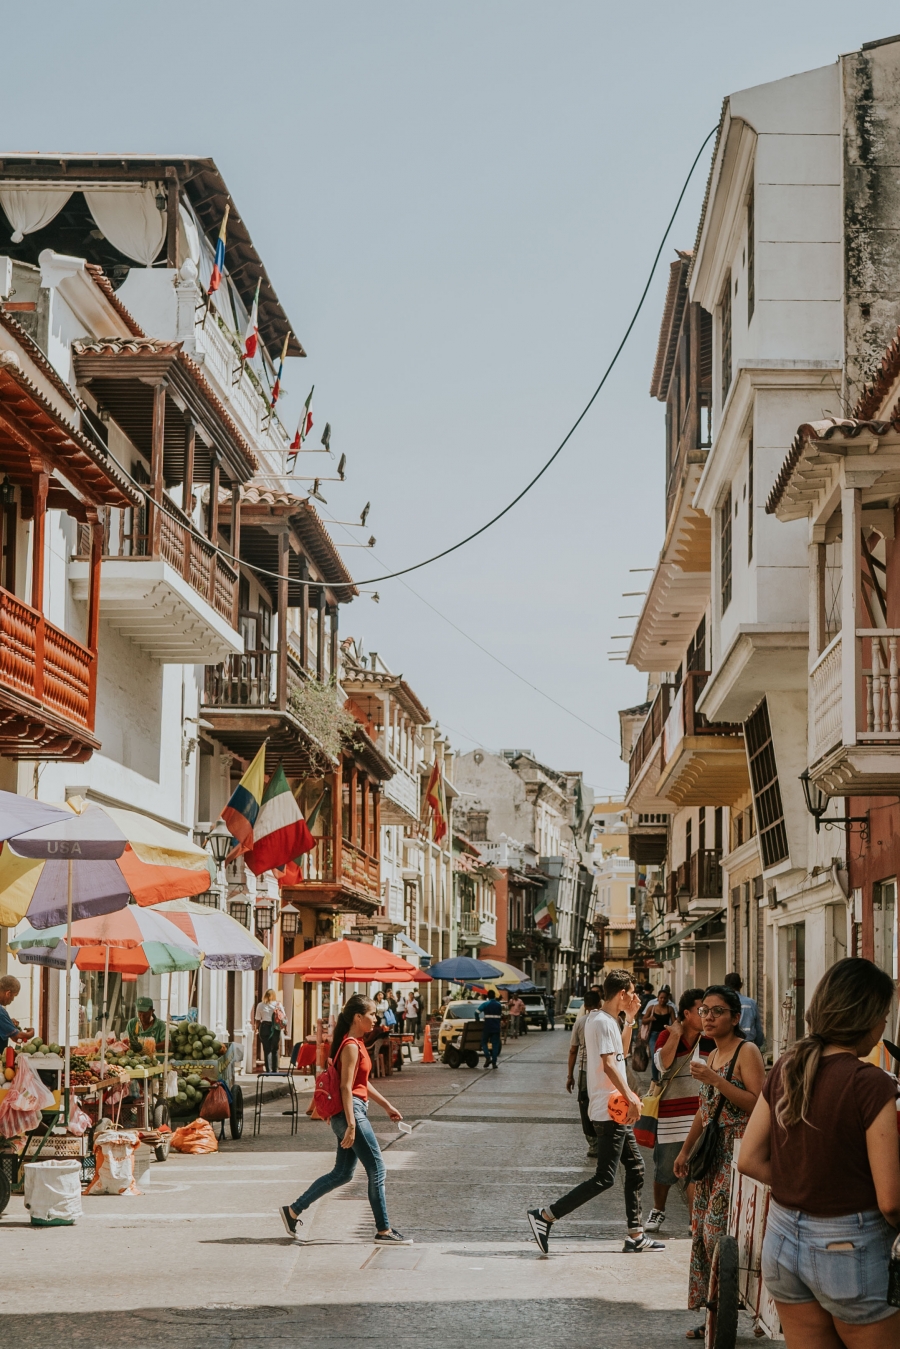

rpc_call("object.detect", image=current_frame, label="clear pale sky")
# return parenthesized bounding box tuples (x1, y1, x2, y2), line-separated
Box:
(6, 4, 900, 794)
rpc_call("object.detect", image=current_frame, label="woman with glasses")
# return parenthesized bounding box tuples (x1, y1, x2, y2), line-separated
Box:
(673, 984, 765, 1339)
(739, 958, 900, 1347)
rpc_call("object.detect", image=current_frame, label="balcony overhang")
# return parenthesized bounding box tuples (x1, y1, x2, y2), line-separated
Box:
(657, 736, 750, 808)
(69, 556, 242, 663)
(624, 742, 672, 814)
(809, 742, 900, 797)
(628, 824, 668, 866)
(767, 419, 900, 523)
(279, 885, 379, 917)
(200, 708, 326, 778)
(381, 765, 420, 824)
(696, 625, 809, 723)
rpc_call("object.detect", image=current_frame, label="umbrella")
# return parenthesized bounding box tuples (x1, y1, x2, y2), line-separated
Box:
(154, 898, 271, 970)
(13, 936, 200, 975)
(276, 939, 426, 983)
(426, 956, 503, 982)
(462, 960, 528, 987)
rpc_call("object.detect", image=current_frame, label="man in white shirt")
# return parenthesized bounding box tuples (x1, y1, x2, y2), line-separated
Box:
(527, 969, 664, 1255)
(565, 988, 602, 1156)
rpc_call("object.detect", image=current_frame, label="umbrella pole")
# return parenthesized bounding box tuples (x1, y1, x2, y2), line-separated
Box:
(163, 970, 172, 1106)
(99, 944, 110, 1080)
(63, 858, 73, 1122)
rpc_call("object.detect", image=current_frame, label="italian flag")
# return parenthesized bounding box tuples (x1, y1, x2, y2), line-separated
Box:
(290, 387, 314, 452)
(245, 764, 315, 876)
(243, 280, 260, 361)
(534, 899, 557, 931)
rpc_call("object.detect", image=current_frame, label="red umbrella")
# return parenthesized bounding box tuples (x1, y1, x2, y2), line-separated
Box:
(275, 938, 428, 983)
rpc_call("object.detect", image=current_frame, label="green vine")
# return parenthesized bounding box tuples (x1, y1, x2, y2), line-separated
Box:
(288, 678, 364, 763)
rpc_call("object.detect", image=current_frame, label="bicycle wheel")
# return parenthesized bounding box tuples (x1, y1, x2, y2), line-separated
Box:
(705, 1235, 740, 1349)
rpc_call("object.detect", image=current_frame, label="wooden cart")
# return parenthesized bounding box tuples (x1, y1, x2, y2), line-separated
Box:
(704, 1153, 783, 1348)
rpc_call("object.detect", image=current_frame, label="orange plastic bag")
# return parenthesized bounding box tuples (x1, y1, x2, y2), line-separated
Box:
(170, 1118, 218, 1154)
(199, 1083, 230, 1122)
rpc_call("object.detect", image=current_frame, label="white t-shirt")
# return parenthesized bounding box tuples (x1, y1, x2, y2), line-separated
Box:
(585, 1009, 626, 1122)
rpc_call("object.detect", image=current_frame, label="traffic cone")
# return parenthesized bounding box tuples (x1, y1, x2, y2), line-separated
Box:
(422, 1024, 435, 1063)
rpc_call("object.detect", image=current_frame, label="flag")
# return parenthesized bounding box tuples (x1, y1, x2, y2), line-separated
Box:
(221, 742, 266, 861)
(208, 204, 230, 298)
(271, 332, 289, 407)
(245, 764, 315, 876)
(533, 899, 557, 931)
(424, 757, 448, 844)
(289, 386, 314, 453)
(273, 788, 327, 888)
(242, 280, 260, 361)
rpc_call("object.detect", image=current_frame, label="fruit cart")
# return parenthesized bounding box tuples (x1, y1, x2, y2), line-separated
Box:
(167, 1021, 244, 1140)
(703, 1151, 783, 1348)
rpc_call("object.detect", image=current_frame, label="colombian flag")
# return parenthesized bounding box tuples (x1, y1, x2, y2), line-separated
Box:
(208, 204, 230, 298)
(245, 764, 314, 876)
(221, 742, 266, 862)
(289, 386, 314, 453)
(271, 333, 289, 407)
(424, 757, 448, 844)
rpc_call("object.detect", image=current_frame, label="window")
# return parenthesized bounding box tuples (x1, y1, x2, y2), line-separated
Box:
(687, 614, 706, 672)
(685, 817, 692, 863)
(747, 185, 755, 324)
(745, 699, 789, 868)
(720, 487, 733, 613)
(873, 879, 898, 979)
(784, 922, 806, 1045)
(720, 272, 732, 406)
(747, 440, 754, 563)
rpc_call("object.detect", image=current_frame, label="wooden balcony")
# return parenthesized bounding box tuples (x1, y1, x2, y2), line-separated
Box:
(201, 647, 323, 777)
(809, 628, 900, 794)
(0, 586, 99, 761)
(656, 672, 748, 807)
(70, 500, 241, 663)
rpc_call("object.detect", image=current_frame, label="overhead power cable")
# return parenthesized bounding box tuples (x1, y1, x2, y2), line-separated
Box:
(350, 124, 718, 587)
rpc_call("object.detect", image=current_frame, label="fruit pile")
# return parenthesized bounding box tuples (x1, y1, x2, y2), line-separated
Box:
(170, 1023, 225, 1061)
(17, 1037, 63, 1058)
(171, 1072, 212, 1115)
(103, 1050, 158, 1070)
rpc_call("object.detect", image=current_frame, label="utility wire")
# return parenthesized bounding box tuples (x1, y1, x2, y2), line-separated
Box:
(351, 124, 718, 587)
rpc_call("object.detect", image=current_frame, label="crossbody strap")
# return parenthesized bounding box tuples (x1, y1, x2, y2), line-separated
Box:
(708, 1041, 743, 1128)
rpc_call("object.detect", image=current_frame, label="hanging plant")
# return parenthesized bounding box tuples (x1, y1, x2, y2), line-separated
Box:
(288, 678, 364, 764)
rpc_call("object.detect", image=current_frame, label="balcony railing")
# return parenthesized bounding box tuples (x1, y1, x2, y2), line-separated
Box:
(667, 848, 723, 910)
(297, 836, 334, 883)
(0, 586, 93, 729)
(663, 671, 743, 764)
(810, 629, 900, 765)
(341, 840, 381, 897)
(195, 311, 290, 456)
(628, 683, 673, 788)
(78, 501, 238, 626)
(203, 647, 308, 710)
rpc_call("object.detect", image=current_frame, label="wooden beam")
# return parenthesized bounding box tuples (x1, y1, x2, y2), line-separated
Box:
(208, 454, 220, 542)
(181, 415, 195, 515)
(328, 603, 338, 681)
(30, 468, 48, 611)
(317, 588, 326, 682)
(86, 514, 103, 725)
(165, 166, 179, 270)
(299, 556, 309, 672)
(149, 380, 166, 555)
(231, 484, 242, 631)
(277, 529, 289, 711)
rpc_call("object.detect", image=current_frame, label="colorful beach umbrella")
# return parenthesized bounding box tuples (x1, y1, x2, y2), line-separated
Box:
(155, 898, 271, 970)
(426, 956, 504, 982)
(276, 938, 427, 984)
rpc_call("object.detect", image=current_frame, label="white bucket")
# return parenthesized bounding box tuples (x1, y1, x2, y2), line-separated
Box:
(24, 1159, 82, 1225)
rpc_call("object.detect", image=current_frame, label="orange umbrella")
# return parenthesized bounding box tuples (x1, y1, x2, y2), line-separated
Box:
(276, 938, 427, 983)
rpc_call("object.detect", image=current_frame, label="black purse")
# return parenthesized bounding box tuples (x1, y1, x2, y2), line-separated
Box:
(687, 1042, 743, 1182)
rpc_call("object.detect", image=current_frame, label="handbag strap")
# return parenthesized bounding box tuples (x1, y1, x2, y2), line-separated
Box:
(708, 1040, 743, 1128)
(650, 1035, 702, 1100)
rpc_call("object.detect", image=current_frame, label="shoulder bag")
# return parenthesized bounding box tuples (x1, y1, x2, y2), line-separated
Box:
(687, 1041, 743, 1182)
(632, 1044, 696, 1149)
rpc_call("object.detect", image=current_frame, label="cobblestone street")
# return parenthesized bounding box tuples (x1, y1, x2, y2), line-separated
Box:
(0, 1031, 761, 1347)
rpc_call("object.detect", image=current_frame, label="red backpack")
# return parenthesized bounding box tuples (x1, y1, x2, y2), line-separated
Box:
(311, 1037, 356, 1121)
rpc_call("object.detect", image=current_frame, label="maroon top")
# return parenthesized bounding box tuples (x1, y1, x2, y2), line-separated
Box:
(762, 1052, 898, 1216)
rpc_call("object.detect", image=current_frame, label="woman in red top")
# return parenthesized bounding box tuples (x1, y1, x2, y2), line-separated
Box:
(739, 958, 900, 1345)
(280, 994, 409, 1244)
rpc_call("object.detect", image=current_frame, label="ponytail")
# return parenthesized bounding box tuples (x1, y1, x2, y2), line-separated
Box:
(775, 957, 894, 1130)
(329, 993, 375, 1061)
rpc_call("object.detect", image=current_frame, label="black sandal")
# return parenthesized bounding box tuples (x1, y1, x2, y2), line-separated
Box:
(685, 1328, 704, 1341)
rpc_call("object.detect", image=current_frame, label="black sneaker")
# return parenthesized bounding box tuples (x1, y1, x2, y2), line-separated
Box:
(527, 1207, 552, 1255)
(374, 1229, 413, 1245)
(279, 1206, 301, 1237)
(623, 1234, 665, 1252)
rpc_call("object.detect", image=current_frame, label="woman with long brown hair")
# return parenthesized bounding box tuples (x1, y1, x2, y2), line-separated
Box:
(739, 958, 900, 1346)
(279, 994, 410, 1244)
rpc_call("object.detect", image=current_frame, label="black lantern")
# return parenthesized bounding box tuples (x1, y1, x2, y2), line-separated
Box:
(206, 818, 232, 868)
(255, 903, 275, 934)
(228, 898, 251, 928)
(675, 884, 691, 919)
(280, 904, 301, 938)
(650, 882, 666, 921)
(0, 475, 14, 506)
(155, 187, 167, 213)
(799, 769, 869, 841)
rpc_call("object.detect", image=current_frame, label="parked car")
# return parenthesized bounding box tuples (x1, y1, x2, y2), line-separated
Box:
(564, 996, 584, 1029)
(438, 1000, 482, 1053)
(521, 992, 549, 1031)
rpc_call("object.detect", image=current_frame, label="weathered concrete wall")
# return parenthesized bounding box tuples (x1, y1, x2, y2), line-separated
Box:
(843, 38, 900, 404)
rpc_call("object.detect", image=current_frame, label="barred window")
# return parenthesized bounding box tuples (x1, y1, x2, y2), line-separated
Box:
(745, 698, 789, 868)
(720, 487, 733, 614)
(721, 272, 732, 406)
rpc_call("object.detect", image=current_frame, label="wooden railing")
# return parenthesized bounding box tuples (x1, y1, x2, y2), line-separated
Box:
(690, 848, 723, 900)
(341, 840, 381, 898)
(79, 501, 238, 626)
(810, 632, 843, 761)
(204, 647, 308, 711)
(663, 671, 743, 765)
(298, 836, 334, 883)
(810, 629, 900, 764)
(0, 586, 92, 728)
(628, 682, 673, 788)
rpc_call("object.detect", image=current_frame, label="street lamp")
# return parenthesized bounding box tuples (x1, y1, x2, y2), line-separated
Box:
(280, 904, 301, 938)
(675, 884, 691, 920)
(651, 882, 666, 921)
(206, 818, 232, 867)
(799, 769, 869, 841)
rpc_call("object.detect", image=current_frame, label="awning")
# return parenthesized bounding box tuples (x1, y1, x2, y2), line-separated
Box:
(652, 908, 725, 960)
(395, 932, 430, 959)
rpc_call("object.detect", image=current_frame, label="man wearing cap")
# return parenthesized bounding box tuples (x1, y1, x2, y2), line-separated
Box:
(125, 997, 167, 1051)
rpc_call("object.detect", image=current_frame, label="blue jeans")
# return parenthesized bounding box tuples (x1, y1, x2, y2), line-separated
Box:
(292, 1099, 389, 1232)
(482, 1026, 501, 1066)
(762, 1200, 898, 1326)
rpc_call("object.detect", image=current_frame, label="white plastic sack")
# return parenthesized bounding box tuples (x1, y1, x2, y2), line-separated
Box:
(0, 1054, 56, 1137)
(85, 1129, 141, 1196)
(24, 1159, 82, 1224)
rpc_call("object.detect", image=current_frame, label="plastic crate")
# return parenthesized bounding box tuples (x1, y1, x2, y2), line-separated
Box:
(25, 1134, 86, 1160)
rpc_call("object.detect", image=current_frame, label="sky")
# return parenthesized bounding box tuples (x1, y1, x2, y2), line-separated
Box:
(5, 2, 900, 795)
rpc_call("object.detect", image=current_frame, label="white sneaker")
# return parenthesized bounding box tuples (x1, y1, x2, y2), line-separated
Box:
(645, 1208, 666, 1233)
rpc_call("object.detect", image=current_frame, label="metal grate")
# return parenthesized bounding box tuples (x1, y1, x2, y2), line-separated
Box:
(745, 699, 789, 868)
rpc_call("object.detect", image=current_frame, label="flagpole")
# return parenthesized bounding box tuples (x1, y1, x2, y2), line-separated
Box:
(63, 858, 73, 1123)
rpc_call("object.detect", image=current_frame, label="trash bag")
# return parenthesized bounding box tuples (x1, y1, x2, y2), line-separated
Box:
(199, 1082, 230, 1122)
(85, 1129, 141, 1195)
(24, 1159, 82, 1225)
(0, 1054, 56, 1137)
(170, 1118, 218, 1154)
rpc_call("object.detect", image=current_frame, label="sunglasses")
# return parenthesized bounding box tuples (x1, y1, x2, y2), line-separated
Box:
(698, 1006, 732, 1018)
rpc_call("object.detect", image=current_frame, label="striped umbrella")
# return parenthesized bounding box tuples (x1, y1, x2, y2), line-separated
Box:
(155, 898, 271, 971)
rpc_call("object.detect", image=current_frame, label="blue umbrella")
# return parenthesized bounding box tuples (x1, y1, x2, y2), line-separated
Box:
(427, 956, 503, 982)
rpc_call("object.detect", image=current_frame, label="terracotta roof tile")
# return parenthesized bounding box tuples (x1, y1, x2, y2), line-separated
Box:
(765, 417, 896, 515)
(84, 264, 144, 337)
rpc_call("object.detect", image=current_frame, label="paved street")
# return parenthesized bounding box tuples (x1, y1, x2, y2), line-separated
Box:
(0, 1030, 761, 1347)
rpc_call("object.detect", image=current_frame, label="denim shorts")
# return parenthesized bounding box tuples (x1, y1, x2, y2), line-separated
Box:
(762, 1199, 898, 1326)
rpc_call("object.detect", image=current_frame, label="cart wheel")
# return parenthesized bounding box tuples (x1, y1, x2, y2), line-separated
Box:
(0, 1165, 10, 1217)
(152, 1101, 170, 1130)
(445, 1047, 461, 1070)
(229, 1085, 244, 1140)
(706, 1235, 740, 1349)
(154, 1137, 171, 1163)
(464, 1051, 479, 1068)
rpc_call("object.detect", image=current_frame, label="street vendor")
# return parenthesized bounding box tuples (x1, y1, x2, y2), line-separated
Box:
(125, 997, 167, 1051)
(0, 975, 33, 1045)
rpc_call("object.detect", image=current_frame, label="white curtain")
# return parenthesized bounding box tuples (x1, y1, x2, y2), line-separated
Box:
(178, 203, 200, 267)
(84, 186, 167, 267)
(0, 190, 72, 243)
